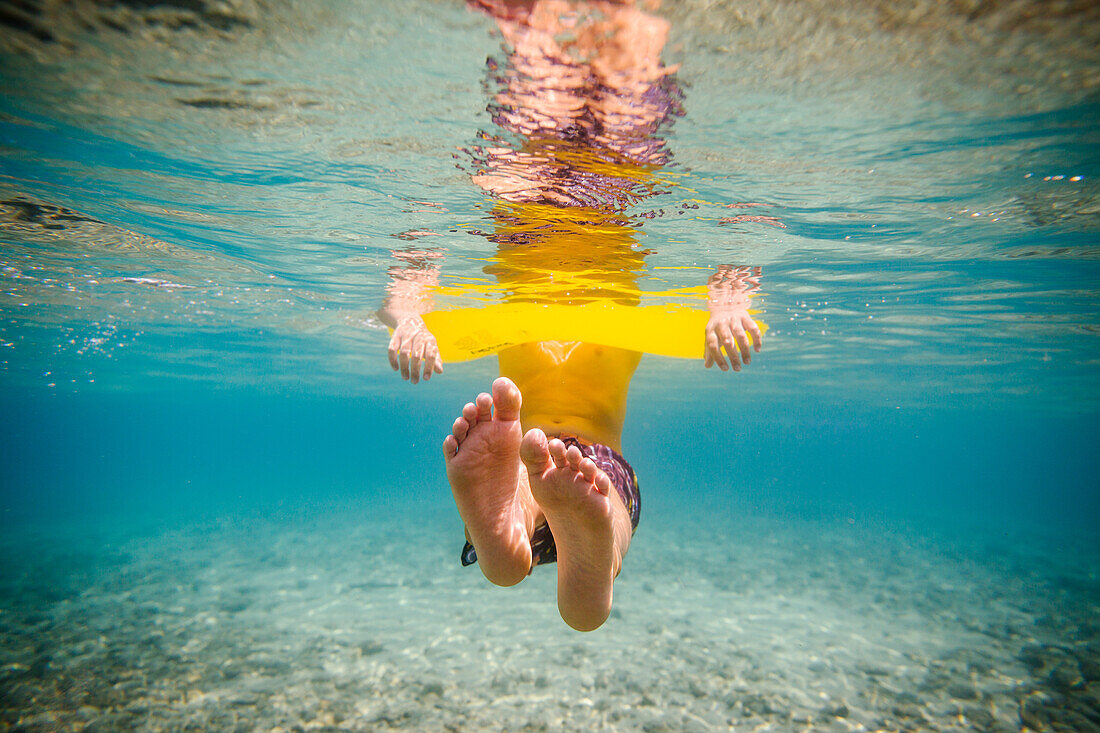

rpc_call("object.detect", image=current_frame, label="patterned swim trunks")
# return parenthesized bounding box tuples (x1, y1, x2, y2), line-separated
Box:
(460, 436, 640, 569)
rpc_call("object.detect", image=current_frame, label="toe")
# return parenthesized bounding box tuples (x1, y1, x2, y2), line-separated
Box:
(475, 392, 493, 422)
(594, 471, 612, 496)
(462, 402, 478, 425)
(565, 445, 584, 470)
(443, 434, 458, 459)
(452, 416, 470, 442)
(579, 457, 598, 482)
(547, 438, 568, 467)
(492, 377, 522, 421)
(520, 428, 552, 473)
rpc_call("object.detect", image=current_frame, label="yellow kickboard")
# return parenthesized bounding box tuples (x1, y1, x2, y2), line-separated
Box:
(421, 303, 766, 362)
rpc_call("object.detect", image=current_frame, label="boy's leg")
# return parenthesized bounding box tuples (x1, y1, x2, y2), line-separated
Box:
(443, 377, 541, 587)
(520, 429, 633, 632)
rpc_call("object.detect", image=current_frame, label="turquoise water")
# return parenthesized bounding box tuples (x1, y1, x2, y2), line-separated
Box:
(2, 1, 1099, 730)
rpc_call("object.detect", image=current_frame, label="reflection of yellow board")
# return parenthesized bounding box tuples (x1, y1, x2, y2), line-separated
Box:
(422, 303, 767, 362)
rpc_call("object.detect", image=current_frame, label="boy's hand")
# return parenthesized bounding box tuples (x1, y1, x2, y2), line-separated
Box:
(704, 307, 761, 372)
(704, 265, 763, 372)
(388, 315, 443, 384)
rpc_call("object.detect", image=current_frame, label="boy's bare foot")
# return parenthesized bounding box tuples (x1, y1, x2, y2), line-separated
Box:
(520, 429, 630, 631)
(443, 377, 538, 586)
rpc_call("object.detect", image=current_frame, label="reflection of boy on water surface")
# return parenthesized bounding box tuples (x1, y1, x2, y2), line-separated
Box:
(378, 0, 763, 631)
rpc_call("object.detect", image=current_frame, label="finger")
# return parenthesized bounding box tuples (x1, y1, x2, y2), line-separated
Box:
(412, 336, 430, 385)
(722, 341, 741, 371)
(409, 352, 422, 384)
(399, 350, 411, 380)
(705, 330, 726, 370)
(387, 333, 401, 371)
(565, 445, 584, 470)
(715, 349, 730, 371)
(424, 346, 443, 379)
(744, 316, 763, 351)
(733, 326, 752, 364)
(475, 392, 493, 422)
(718, 324, 741, 371)
(724, 344, 742, 371)
(547, 439, 567, 467)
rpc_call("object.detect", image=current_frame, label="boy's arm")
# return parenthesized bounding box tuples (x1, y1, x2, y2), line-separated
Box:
(377, 249, 444, 385)
(704, 265, 763, 372)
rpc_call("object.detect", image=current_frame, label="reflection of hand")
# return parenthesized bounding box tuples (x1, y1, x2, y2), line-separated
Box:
(390, 249, 443, 266)
(705, 265, 763, 372)
(387, 316, 443, 385)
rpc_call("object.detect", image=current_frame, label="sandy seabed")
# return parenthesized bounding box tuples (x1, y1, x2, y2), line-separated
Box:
(1, 498, 1097, 732)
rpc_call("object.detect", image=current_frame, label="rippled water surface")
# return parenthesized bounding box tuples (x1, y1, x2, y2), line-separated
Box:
(1, 0, 1096, 407)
